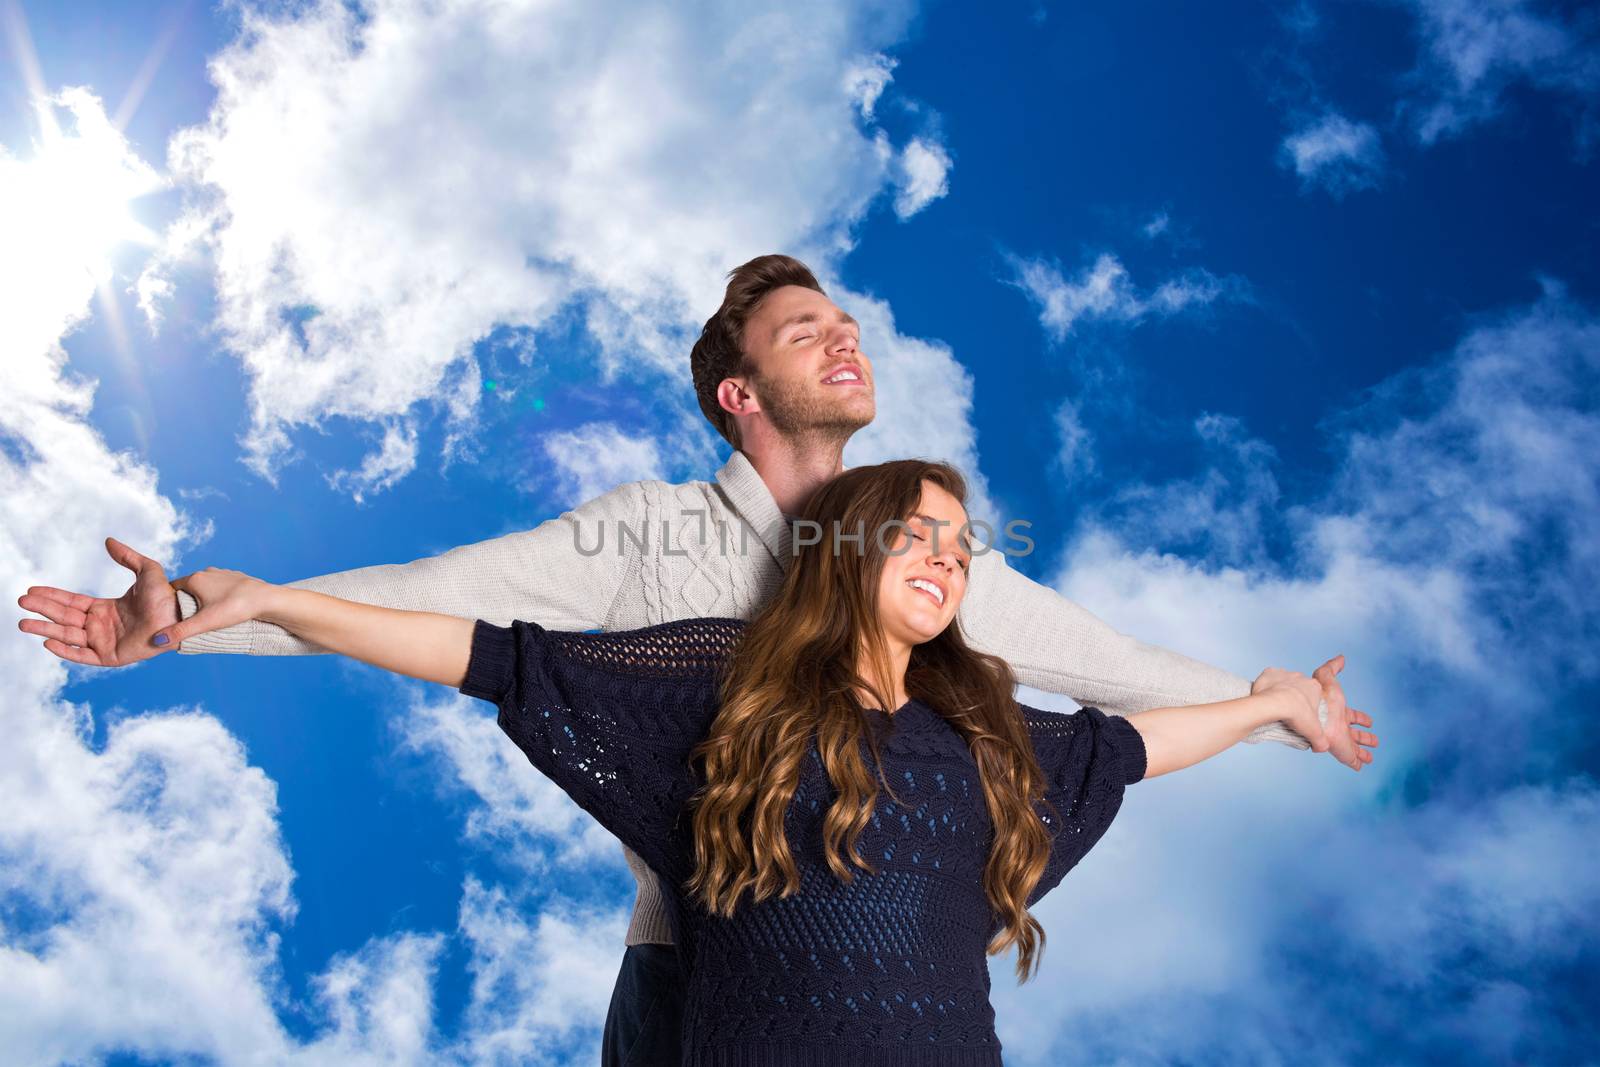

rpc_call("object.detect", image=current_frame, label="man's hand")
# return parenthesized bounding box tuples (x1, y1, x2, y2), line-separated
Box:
(1250, 667, 1331, 754)
(1251, 654, 1378, 771)
(1312, 654, 1377, 772)
(17, 537, 180, 667)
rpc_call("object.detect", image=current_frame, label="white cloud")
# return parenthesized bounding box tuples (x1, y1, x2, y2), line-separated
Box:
(325, 419, 421, 504)
(539, 421, 664, 511)
(841, 286, 1000, 526)
(1009, 251, 1242, 341)
(893, 136, 952, 219)
(455, 879, 627, 1066)
(1278, 111, 1385, 197)
(844, 52, 898, 120)
(994, 285, 1600, 1062)
(154, 0, 962, 500)
(1052, 398, 1095, 483)
(401, 691, 621, 869)
(1401, 0, 1600, 147)
(1106, 413, 1282, 568)
(297, 933, 446, 1066)
(1140, 211, 1170, 239)
(0, 707, 298, 1066)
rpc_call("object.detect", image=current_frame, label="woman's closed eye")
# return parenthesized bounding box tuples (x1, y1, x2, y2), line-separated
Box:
(911, 531, 970, 572)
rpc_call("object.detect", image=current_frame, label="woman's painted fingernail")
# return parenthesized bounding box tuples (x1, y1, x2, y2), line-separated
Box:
(152, 633, 169, 646)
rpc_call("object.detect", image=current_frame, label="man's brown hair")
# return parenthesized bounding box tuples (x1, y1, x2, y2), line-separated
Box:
(691, 254, 825, 448)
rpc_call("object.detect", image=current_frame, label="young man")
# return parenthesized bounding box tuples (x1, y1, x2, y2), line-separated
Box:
(18, 255, 1373, 1065)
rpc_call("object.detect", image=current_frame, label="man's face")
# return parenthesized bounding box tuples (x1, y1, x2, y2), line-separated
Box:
(731, 285, 876, 442)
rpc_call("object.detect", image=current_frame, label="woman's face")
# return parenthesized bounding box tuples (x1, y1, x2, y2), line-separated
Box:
(874, 480, 973, 647)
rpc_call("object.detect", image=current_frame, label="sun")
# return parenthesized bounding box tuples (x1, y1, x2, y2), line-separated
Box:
(7, 88, 164, 285)
(1, 86, 168, 368)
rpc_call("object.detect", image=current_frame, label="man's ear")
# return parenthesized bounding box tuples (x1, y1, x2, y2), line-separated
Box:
(717, 377, 758, 419)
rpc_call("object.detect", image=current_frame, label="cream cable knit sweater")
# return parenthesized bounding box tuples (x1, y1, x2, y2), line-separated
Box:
(175, 450, 1314, 945)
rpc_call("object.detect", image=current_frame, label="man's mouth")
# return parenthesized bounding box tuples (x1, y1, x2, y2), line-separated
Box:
(821, 363, 865, 386)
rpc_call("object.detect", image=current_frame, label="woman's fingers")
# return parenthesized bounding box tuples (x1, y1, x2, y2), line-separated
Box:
(152, 606, 223, 648)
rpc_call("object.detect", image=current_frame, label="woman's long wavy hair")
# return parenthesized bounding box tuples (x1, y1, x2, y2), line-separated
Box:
(686, 459, 1055, 980)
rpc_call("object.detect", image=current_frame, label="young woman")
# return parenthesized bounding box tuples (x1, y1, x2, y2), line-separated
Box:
(163, 459, 1366, 1066)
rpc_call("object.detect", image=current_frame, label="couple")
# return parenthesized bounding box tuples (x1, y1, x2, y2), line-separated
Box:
(19, 255, 1377, 1065)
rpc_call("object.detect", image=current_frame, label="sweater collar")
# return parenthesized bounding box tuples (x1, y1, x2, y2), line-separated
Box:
(713, 450, 793, 573)
(865, 698, 950, 742)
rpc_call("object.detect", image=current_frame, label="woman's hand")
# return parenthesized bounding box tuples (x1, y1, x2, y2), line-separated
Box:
(1251, 667, 1330, 754)
(153, 568, 279, 649)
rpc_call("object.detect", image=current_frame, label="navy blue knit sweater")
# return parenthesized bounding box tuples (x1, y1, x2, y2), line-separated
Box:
(459, 616, 1146, 1067)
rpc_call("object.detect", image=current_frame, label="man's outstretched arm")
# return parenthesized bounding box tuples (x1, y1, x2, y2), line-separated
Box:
(19, 481, 644, 663)
(956, 536, 1334, 751)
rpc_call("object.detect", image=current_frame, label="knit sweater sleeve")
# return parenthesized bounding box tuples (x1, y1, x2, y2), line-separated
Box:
(176, 477, 646, 656)
(458, 615, 745, 875)
(1020, 704, 1147, 906)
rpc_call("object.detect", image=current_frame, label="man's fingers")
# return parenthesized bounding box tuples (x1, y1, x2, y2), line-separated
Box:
(18, 591, 89, 628)
(106, 536, 160, 577)
(1313, 661, 1347, 693)
(42, 637, 106, 666)
(20, 585, 95, 614)
(19, 617, 89, 646)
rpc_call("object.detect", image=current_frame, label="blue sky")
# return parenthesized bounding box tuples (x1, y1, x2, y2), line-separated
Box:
(2, 0, 1597, 1063)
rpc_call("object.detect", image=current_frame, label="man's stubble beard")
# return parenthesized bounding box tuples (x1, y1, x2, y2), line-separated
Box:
(753, 369, 874, 452)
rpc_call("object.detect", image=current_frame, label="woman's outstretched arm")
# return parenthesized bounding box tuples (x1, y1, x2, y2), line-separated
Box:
(161, 568, 474, 687)
(1129, 668, 1331, 779)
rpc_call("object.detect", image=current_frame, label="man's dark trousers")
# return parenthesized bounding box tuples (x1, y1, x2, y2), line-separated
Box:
(601, 943, 684, 1065)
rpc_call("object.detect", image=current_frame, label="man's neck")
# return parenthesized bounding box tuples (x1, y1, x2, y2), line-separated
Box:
(741, 440, 848, 517)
